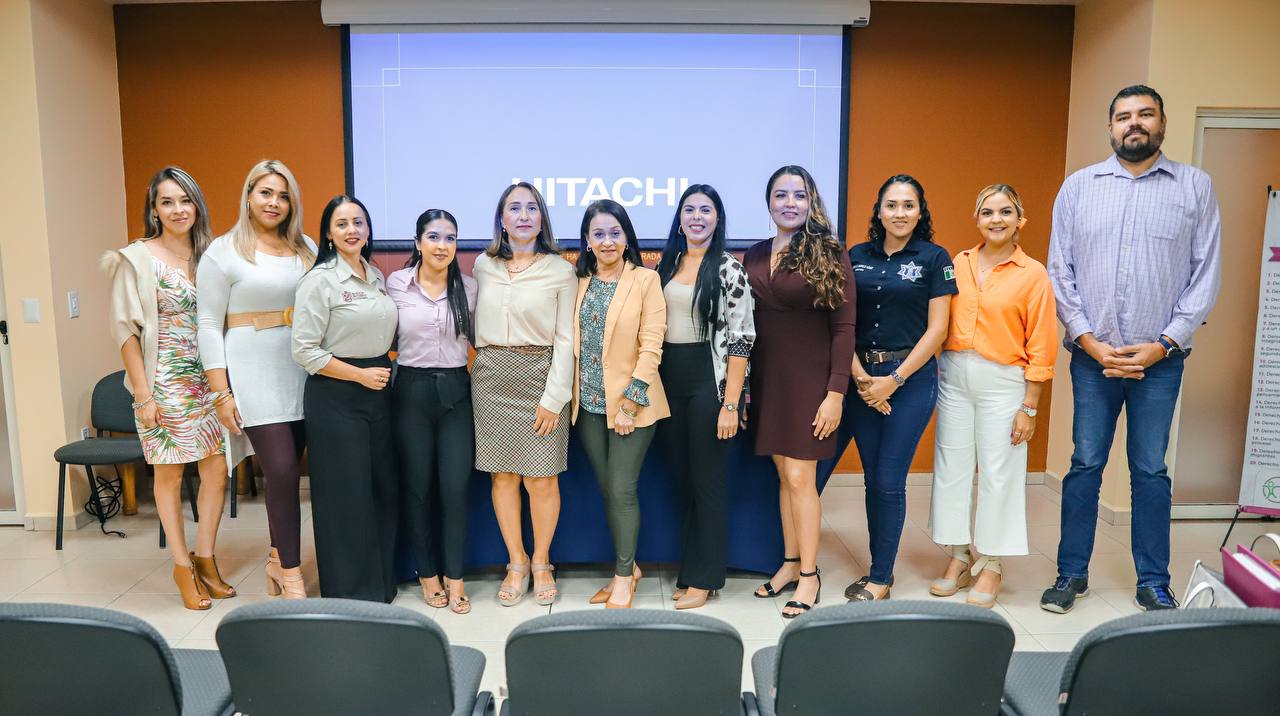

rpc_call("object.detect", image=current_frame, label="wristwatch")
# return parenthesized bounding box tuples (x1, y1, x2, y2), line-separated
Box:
(890, 370, 906, 386)
(1019, 404, 1038, 418)
(722, 402, 738, 413)
(1156, 336, 1182, 356)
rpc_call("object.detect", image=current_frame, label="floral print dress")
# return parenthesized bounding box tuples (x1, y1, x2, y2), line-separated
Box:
(136, 258, 225, 464)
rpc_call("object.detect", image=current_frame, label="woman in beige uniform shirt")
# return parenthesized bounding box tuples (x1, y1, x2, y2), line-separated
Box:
(291, 195, 398, 603)
(472, 182, 577, 606)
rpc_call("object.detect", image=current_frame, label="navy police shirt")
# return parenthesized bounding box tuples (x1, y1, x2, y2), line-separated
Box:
(848, 239, 957, 351)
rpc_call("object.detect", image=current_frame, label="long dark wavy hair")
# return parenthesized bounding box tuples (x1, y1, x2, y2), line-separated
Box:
(486, 181, 559, 259)
(656, 184, 727, 339)
(766, 165, 847, 310)
(575, 200, 644, 277)
(311, 194, 373, 270)
(405, 209, 474, 343)
(867, 174, 935, 244)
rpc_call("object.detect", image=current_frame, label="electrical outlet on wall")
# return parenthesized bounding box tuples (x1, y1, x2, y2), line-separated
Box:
(80, 427, 91, 440)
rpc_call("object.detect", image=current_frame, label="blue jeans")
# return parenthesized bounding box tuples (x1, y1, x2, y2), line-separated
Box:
(841, 357, 939, 584)
(1057, 348, 1186, 588)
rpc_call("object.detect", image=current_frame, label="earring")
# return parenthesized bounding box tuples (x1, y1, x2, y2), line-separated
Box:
(150, 212, 158, 223)
(501, 228, 509, 238)
(678, 226, 685, 236)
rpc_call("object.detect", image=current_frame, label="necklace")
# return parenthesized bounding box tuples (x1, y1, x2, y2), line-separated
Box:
(507, 254, 542, 274)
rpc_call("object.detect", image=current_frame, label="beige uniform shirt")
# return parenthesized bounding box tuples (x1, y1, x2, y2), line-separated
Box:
(291, 256, 397, 374)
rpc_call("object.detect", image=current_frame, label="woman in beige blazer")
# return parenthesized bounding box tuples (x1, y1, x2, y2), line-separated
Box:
(572, 200, 669, 609)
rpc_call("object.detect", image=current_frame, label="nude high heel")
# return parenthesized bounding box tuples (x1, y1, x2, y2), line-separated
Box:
(265, 548, 306, 599)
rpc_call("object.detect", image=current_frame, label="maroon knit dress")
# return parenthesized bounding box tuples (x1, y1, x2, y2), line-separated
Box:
(744, 239, 856, 460)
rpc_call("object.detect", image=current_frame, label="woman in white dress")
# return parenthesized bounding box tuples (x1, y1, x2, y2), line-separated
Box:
(197, 159, 316, 599)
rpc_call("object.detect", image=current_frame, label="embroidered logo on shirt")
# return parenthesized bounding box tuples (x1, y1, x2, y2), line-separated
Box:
(853, 264, 874, 272)
(943, 266, 955, 281)
(342, 290, 369, 303)
(897, 261, 924, 282)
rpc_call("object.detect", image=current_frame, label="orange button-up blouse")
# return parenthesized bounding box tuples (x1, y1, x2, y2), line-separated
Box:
(944, 244, 1058, 382)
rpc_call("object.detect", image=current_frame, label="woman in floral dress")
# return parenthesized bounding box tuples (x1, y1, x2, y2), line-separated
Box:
(105, 167, 231, 611)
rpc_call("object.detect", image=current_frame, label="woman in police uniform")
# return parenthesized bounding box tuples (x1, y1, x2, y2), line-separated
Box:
(291, 194, 399, 603)
(841, 174, 957, 602)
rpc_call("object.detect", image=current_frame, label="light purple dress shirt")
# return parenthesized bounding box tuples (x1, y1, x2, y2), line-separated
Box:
(386, 266, 477, 368)
(1048, 153, 1222, 349)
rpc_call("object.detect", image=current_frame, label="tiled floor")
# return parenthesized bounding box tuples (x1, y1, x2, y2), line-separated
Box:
(0, 480, 1271, 698)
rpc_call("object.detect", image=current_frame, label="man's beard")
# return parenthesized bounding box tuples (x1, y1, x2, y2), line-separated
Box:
(1111, 126, 1164, 162)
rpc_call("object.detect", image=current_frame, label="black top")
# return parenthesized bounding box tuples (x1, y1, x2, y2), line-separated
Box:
(848, 239, 957, 351)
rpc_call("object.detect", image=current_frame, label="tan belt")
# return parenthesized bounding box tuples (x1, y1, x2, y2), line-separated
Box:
(486, 344, 551, 355)
(226, 308, 293, 330)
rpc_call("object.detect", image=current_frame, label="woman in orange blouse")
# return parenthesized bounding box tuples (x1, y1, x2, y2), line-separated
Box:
(928, 184, 1057, 608)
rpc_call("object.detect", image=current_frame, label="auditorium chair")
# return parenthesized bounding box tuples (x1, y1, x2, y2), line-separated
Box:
(0, 602, 233, 716)
(1002, 607, 1280, 715)
(502, 609, 754, 715)
(215, 599, 493, 715)
(751, 601, 1014, 716)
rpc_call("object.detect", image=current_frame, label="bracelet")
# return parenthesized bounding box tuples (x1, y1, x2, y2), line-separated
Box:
(210, 390, 234, 406)
(131, 395, 154, 410)
(619, 405, 638, 419)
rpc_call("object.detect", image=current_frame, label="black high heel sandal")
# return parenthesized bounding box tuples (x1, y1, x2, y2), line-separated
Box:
(783, 568, 821, 619)
(755, 556, 801, 598)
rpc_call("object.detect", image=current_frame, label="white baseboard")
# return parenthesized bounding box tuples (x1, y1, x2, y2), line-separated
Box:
(1043, 469, 1133, 526)
(25, 509, 95, 532)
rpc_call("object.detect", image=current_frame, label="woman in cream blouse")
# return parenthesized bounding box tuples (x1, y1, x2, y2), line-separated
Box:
(472, 182, 577, 607)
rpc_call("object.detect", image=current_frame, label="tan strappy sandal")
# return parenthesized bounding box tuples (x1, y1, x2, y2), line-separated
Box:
(499, 562, 531, 607)
(532, 563, 559, 605)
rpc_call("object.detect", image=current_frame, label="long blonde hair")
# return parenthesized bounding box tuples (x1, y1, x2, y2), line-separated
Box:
(229, 160, 314, 266)
(142, 166, 213, 276)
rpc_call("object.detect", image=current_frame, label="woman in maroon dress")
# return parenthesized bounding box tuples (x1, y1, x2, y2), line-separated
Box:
(746, 165, 856, 618)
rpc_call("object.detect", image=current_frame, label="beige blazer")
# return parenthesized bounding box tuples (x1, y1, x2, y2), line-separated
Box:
(572, 262, 670, 428)
(102, 240, 160, 395)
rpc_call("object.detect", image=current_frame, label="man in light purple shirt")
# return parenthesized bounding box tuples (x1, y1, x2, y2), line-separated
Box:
(1043, 85, 1222, 614)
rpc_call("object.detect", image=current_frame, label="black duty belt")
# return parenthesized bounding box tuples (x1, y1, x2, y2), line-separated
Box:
(858, 348, 912, 365)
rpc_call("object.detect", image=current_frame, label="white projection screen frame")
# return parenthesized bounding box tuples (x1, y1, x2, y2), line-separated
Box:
(344, 24, 852, 250)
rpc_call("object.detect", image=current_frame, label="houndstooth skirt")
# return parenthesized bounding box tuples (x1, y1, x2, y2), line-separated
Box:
(472, 346, 570, 476)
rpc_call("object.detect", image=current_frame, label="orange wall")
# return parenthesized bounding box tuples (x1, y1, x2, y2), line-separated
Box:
(837, 1, 1073, 472)
(115, 1, 344, 240)
(114, 0, 1073, 473)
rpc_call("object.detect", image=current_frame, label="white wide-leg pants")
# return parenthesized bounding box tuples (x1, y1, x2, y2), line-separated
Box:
(929, 350, 1029, 556)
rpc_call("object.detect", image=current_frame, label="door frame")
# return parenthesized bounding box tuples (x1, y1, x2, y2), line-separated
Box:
(1171, 111, 1280, 519)
(0, 250, 26, 525)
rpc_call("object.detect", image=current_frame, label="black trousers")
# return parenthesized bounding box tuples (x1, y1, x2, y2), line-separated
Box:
(659, 342, 730, 590)
(393, 365, 474, 581)
(304, 356, 398, 603)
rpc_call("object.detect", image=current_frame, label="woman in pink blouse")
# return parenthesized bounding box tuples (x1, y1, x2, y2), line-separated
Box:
(387, 209, 478, 615)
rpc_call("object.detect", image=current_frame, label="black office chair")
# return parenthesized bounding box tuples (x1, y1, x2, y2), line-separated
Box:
(216, 598, 493, 715)
(1003, 607, 1280, 715)
(53, 371, 202, 550)
(54, 371, 146, 549)
(0, 602, 232, 716)
(751, 601, 1015, 716)
(503, 608, 752, 715)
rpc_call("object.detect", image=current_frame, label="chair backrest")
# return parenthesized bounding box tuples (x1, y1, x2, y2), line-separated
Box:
(0, 602, 183, 715)
(92, 370, 138, 434)
(1061, 607, 1280, 715)
(216, 598, 458, 716)
(505, 608, 744, 715)
(770, 601, 1014, 715)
